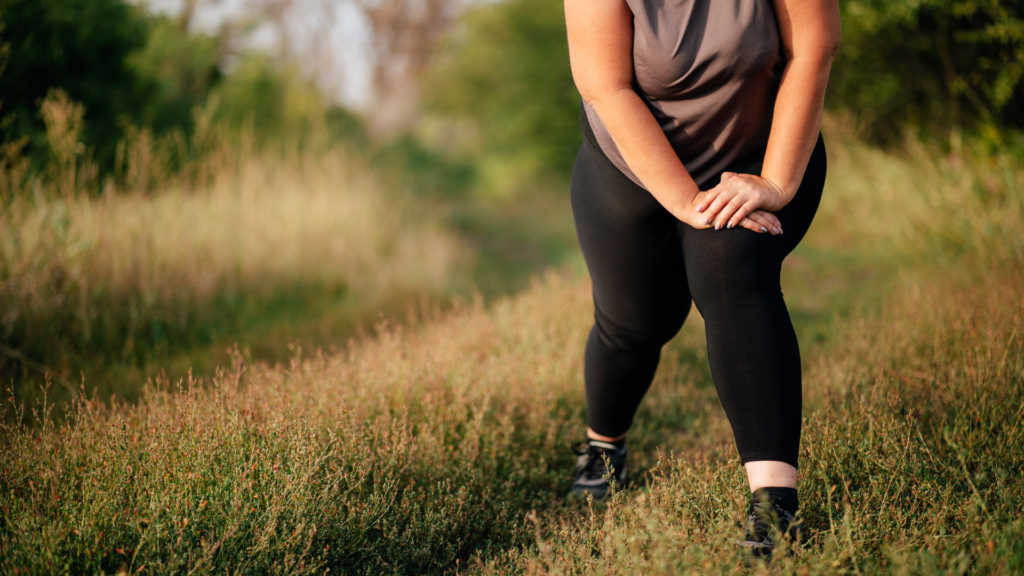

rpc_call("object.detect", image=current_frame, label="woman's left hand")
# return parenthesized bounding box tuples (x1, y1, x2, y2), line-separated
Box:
(696, 172, 789, 232)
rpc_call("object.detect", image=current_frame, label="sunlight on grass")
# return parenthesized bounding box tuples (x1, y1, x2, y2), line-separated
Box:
(1, 118, 1022, 573)
(1, 93, 469, 407)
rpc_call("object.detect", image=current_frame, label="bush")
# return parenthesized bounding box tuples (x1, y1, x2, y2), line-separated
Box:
(128, 15, 222, 139)
(0, 0, 151, 169)
(829, 0, 1024, 145)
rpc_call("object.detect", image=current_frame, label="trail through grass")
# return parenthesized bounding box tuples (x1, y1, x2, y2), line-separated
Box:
(1, 138, 468, 413)
(1, 125, 1022, 573)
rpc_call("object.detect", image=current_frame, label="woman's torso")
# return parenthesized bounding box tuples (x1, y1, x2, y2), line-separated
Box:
(583, 0, 783, 189)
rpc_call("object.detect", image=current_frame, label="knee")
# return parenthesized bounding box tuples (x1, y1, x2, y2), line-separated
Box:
(686, 235, 783, 311)
(592, 306, 683, 355)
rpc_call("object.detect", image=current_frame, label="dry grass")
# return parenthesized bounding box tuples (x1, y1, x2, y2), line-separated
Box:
(809, 117, 1024, 261)
(508, 269, 1023, 576)
(1, 149, 464, 327)
(1, 266, 1021, 574)
(0, 112, 1022, 573)
(0, 273, 592, 574)
(0, 92, 468, 404)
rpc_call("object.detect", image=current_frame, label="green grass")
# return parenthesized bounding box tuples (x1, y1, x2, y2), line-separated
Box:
(1, 125, 1023, 574)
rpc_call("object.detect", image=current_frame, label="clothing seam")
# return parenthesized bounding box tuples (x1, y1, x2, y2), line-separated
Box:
(740, 452, 800, 469)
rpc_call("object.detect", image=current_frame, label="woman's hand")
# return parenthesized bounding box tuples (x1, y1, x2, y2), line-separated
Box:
(696, 173, 788, 233)
(681, 190, 784, 235)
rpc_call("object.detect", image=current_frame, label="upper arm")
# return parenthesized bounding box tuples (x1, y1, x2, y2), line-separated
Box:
(563, 0, 635, 104)
(771, 0, 841, 62)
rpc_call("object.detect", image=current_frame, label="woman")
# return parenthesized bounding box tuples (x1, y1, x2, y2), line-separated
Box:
(563, 0, 840, 554)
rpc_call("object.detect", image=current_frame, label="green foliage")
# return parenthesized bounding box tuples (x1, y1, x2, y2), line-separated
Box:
(0, 0, 362, 178)
(422, 0, 582, 185)
(830, 0, 1024, 144)
(423, 0, 1024, 163)
(371, 134, 477, 199)
(213, 55, 327, 145)
(128, 16, 222, 138)
(325, 107, 370, 148)
(0, 0, 151, 168)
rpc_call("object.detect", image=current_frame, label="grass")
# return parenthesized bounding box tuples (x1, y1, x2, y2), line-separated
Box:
(1, 118, 1023, 573)
(1, 93, 469, 411)
(506, 266, 1024, 575)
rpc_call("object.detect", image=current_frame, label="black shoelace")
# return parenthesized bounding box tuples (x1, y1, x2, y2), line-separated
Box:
(572, 441, 613, 479)
(745, 498, 799, 547)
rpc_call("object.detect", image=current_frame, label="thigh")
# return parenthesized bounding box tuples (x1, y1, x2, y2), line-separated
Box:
(571, 140, 691, 342)
(774, 133, 827, 256)
(679, 223, 784, 315)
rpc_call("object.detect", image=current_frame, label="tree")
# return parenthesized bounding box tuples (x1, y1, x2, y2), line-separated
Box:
(349, 0, 466, 136)
(829, 0, 1024, 145)
(421, 0, 582, 181)
(129, 14, 223, 138)
(0, 0, 151, 168)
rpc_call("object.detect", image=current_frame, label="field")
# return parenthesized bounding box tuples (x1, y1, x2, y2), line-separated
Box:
(1, 121, 1022, 574)
(0, 96, 470, 409)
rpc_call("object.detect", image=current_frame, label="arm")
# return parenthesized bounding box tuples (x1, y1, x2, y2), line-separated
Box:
(564, 0, 780, 234)
(699, 0, 841, 230)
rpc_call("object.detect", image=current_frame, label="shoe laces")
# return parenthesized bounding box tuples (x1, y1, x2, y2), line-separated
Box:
(745, 498, 798, 545)
(571, 440, 620, 480)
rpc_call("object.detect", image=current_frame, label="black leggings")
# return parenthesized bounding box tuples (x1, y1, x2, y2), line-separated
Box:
(570, 117, 826, 468)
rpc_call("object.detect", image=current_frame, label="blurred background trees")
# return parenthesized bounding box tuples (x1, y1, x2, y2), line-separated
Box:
(2, 0, 1022, 190)
(421, 0, 581, 191)
(0, 0, 153, 169)
(830, 0, 1024, 147)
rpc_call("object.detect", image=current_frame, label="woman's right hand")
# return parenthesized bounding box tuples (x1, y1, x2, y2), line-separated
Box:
(678, 191, 783, 235)
(743, 210, 784, 235)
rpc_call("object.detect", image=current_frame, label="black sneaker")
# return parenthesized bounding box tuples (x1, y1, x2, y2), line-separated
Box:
(738, 488, 802, 559)
(567, 439, 627, 500)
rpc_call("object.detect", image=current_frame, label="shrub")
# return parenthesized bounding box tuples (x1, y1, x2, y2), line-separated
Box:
(829, 0, 1024, 145)
(0, 0, 151, 169)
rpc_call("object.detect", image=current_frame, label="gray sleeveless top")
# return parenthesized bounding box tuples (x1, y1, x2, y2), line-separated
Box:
(583, 0, 783, 189)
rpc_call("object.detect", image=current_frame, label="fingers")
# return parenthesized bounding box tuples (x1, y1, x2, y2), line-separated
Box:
(698, 172, 738, 213)
(745, 211, 773, 234)
(699, 187, 735, 224)
(746, 211, 783, 235)
(752, 209, 783, 232)
(724, 199, 759, 230)
(697, 175, 784, 234)
(714, 194, 747, 230)
(738, 216, 767, 234)
(700, 174, 753, 224)
(695, 187, 722, 214)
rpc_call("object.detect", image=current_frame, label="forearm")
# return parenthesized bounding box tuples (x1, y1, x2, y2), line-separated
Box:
(588, 88, 700, 217)
(761, 55, 834, 203)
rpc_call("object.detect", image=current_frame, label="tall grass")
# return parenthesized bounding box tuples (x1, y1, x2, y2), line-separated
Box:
(506, 270, 1023, 575)
(810, 117, 1024, 263)
(0, 120, 1022, 573)
(0, 92, 468, 405)
(0, 274, 592, 574)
